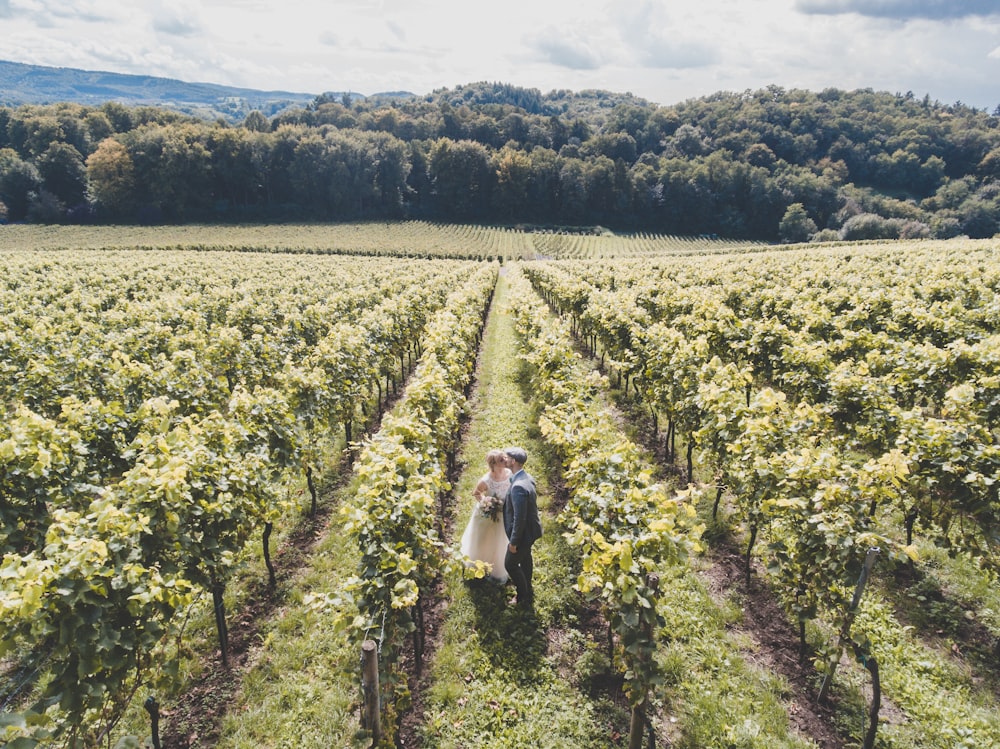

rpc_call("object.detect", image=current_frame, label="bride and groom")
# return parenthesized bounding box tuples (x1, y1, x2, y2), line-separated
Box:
(460, 446, 542, 609)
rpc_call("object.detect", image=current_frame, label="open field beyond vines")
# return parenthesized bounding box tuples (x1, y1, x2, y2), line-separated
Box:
(2, 223, 999, 749)
(0, 221, 766, 260)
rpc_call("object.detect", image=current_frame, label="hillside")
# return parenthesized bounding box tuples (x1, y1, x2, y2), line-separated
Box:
(0, 59, 360, 121)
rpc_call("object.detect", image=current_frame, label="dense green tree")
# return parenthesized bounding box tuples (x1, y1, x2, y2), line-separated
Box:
(286, 129, 332, 214)
(404, 140, 432, 215)
(261, 124, 303, 212)
(608, 104, 650, 142)
(83, 110, 114, 143)
(665, 123, 710, 158)
(957, 195, 1000, 238)
(779, 202, 818, 243)
(0, 147, 42, 220)
(242, 110, 270, 133)
(568, 118, 592, 143)
(122, 123, 212, 219)
(100, 102, 135, 133)
(1, 84, 998, 235)
(744, 142, 777, 168)
(558, 158, 588, 224)
(320, 131, 376, 216)
(524, 146, 562, 220)
(26, 188, 66, 223)
(367, 131, 411, 216)
(978, 146, 1000, 181)
(500, 112, 529, 145)
(207, 126, 266, 211)
(493, 145, 531, 220)
(840, 212, 900, 240)
(547, 115, 570, 152)
(427, 138, 493, 219)
(582, 131, 637, 163)
(628, 160, 663, 223)
(37, 141, 88, 207)
(0, 107, 11, 149)
(583, 155, 618, 221)
(922, 176, 975, 213)
(6, 111, 65, 157)
(929, 214, 963, 239)
(86, 138, 136, 217)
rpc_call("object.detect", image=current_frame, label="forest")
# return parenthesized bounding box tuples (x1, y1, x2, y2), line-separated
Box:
(1, 81, 999, 241)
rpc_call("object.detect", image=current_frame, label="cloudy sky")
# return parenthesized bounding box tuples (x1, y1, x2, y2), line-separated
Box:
(1, 0, 998, 109)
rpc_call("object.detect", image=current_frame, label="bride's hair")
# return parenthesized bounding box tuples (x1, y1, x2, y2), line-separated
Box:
(486, 449, 505, 467)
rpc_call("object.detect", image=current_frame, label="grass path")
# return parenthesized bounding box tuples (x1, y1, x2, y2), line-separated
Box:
(410, 269, 621, 748)
(412, 266, 838, 748)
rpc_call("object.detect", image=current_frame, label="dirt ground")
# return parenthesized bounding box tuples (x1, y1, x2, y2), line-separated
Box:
(697, 535, 847, 749)
(158, 505, 335, 748)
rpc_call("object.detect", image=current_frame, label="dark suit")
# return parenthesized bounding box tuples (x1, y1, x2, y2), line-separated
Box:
(503, 468, 542, 607)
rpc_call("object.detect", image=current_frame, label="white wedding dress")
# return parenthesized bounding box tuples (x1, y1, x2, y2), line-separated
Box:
(460, 470, 511, 583)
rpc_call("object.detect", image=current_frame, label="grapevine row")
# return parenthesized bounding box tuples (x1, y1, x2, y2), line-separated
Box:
(506, 265, 702, 746)
(0, 249, 484, 746)
(522, 242, 1000, 743)
(525, 244, 1000, 571)
(339, 262, 497, 746)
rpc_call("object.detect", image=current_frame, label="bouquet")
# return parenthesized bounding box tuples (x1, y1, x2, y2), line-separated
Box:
(478, 495, 503, 521)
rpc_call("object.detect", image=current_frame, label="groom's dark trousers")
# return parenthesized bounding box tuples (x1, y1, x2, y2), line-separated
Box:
(505, 543, 535, 607)
(503, 468, 542, 608)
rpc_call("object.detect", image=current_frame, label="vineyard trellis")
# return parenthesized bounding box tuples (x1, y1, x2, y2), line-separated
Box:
(0, 247, 486, 746)
(3, 230, 1000, 749)
(522, 238, 1000, 745)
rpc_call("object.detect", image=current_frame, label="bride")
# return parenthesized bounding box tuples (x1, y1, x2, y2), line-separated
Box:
(460, 449, 511, 583)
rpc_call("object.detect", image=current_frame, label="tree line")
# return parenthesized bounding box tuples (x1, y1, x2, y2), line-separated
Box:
(1, 83, 998, 241)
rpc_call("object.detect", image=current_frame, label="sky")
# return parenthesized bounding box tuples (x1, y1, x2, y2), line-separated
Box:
(1, 0, 999, 110)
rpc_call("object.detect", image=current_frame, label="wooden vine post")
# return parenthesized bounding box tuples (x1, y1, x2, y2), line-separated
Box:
(361, 639, 381, 746)
(851, 641, 881, 749)
(211, 580, 230, 669)
(143, 695, 161, 749)
(628, 573, 659, 749)
(818, 547, 880, 703)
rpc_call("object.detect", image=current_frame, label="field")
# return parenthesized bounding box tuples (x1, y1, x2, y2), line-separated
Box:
(0, 222, 766, 259)
(2, 223, 999, 749)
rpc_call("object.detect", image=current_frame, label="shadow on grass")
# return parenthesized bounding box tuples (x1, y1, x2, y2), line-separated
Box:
(889, 562, 1000, 697)
(464, 578, 548, 684)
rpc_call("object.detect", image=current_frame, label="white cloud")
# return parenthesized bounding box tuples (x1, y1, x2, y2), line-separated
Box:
(614, 1, 719, 69)
(5, 0, 114, 24)
(526, 29, 604, 70)
(152, 2, 204, 38)
(0, 0, 997, 108)
(796, 0, 1000, 20)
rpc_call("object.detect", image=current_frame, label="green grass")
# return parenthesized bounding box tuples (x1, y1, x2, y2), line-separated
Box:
(213, 511, 366, 749)
(653, 562, 818, 749)
(912, 544, 1000, 643)
(534, 300, 820, 749)
(109, 436, 352, 746)
(416, 271, 618, 748)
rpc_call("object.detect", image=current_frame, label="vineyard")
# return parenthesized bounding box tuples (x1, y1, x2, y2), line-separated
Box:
(0, 222, 765, 260)
(2, 225, 999, 749)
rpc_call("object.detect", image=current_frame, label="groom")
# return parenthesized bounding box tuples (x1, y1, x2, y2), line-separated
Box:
(502, 446, 542, 610)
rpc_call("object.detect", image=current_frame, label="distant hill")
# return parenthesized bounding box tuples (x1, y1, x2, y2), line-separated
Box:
(0, 60, 652, 127)
(0, 59, 414, 122)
